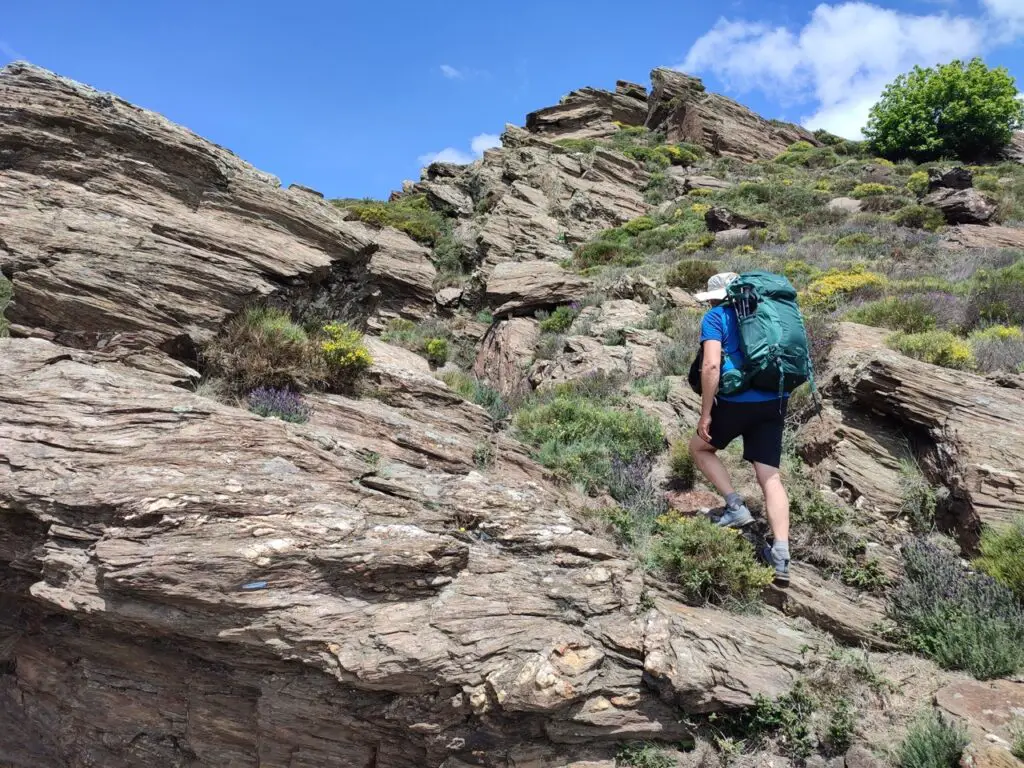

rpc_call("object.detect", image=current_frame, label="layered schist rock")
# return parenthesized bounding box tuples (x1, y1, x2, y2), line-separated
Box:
(0, 337, 818, 767)
(0, 64, 826, 768)
(0, 61, 436, 355)
(799, 324, 1024, 544)
(403, 68, 819, 302)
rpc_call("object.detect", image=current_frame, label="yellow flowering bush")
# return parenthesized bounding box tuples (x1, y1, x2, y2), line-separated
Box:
(906, 171, 929, 197)
(691, 203, 712, 216)
(688, 187, 715, 197)
(888, 330, 976, 370)
(321, 322, 373, 381)
(803, 267, 887, 309)
(851, 183, 894, 199)
(970, 325, 1024, 342)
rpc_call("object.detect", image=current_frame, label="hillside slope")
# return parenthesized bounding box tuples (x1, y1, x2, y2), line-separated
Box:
(1, 63, 1022, 768)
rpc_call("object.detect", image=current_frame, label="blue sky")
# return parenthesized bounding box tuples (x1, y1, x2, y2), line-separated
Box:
(3, 1, 1023, 199)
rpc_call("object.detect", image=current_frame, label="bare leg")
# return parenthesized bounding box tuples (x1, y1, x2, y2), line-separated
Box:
(689, 434, 735, 496)
(754, 462, 789, 542)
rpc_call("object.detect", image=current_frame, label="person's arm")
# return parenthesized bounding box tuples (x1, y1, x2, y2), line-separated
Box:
(697, 339, 722, 442)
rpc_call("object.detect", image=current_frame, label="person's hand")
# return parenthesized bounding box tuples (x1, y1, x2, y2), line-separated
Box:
(697, 414, 713, 443)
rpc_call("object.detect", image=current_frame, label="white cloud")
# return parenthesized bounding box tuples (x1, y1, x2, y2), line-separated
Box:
(678, 2, 1015, 139)
(418, 132, 502, 168)
(440, 64, 464, 80)
(417, 147, 475, 165)
(470, 133, 501, 154)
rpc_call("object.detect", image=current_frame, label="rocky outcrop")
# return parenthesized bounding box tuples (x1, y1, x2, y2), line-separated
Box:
(524, 69, 816, 163)
(929, 166, 974, 192)
(0, 337, 824, 767)
(923, 187, 996, 225)
(525, 81, 649, 139)
(645, 68, 818, 162)
(486, 261, 591, 316)
(705, 206, 767, 232)
(806, 324, 1024, 543)
(474, 317, 540, 397)
(828, 197, 865, 214)
(944, 224, 1024, 249)
(0, 62, 436, 356)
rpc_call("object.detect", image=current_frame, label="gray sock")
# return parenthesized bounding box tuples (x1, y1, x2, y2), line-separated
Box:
(772, 540, 791, 560)
(725, 492, 743, 509)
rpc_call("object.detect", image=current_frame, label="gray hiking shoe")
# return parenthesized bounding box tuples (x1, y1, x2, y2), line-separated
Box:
(762, 545, 791, 586)
(715, 503, 754, 529)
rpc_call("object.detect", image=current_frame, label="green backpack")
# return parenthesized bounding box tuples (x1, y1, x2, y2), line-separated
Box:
(716, 271, 813, 396)
(688, 270, 815, 397)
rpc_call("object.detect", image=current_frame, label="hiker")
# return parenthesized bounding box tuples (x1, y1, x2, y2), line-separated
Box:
(686, 271, 811, 586)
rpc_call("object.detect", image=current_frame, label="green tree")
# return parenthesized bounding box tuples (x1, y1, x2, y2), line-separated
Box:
(865, 58, 1024, 162)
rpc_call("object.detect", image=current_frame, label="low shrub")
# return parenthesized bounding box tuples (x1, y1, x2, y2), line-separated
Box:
(905, 171, 930, 197)
(804, 313, 840, 372)
(321, 322, 374, 382)
(888, 538, 1024, 679)
(616, 742, 676, 768)
(851, 183, 893, 199)
(861, 194, 910, 213)
(895, 711, 969, 768)
(665, 258, 720, 291)
(888, 330, 975, 369)
(334, 194, 448, 246)
(835, 232, 886, 250)
(743, 682, 818, 760)
(514, 395, 664, 493)
(423, 337, 449, 367)
(804, 268, 887, 310)
(382, 318, 456, 366)
(631, 376, 671, 401)
(969, 325, 1024, 373)
(1012, 724, 1024, 761)
(775, 141, 840, 169)
(0, 274, 10, 337)
(554, 137, 599, 153)
(538, 304, 579, 333)
(440, 370, 509, 421)
(669, 441, 696, 489)
(899, 460, 938, 534)
(621, 215, 658, 235)
(574, 236, 641, 269)
(892, 204, 946, 231)
(840, 557, 890, 592)
(847, 295, 937, 333)
(975, 516, 1024, 600)
(247, 387, 312, 423)
(643, 171, 674, 205)
(651, 516, 774, 605)
(966, 261, 1024, 327)
(204, 306, 319, 393)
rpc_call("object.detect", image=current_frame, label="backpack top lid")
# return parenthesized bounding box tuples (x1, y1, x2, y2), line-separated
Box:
(725, 271, 798, 302)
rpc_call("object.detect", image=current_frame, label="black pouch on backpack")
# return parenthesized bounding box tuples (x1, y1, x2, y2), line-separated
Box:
(687, 345, 703, 395)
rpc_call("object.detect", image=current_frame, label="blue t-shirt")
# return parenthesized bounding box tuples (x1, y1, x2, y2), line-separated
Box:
(700, 306, 787, 403)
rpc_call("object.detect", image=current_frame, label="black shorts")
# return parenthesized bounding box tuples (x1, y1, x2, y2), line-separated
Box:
(708, 398, 787, 468)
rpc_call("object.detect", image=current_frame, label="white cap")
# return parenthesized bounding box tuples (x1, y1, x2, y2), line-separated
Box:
(694, 272, 740, 302)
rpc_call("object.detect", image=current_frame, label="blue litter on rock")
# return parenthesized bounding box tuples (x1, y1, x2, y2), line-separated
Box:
(241, 581, 268, 591)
